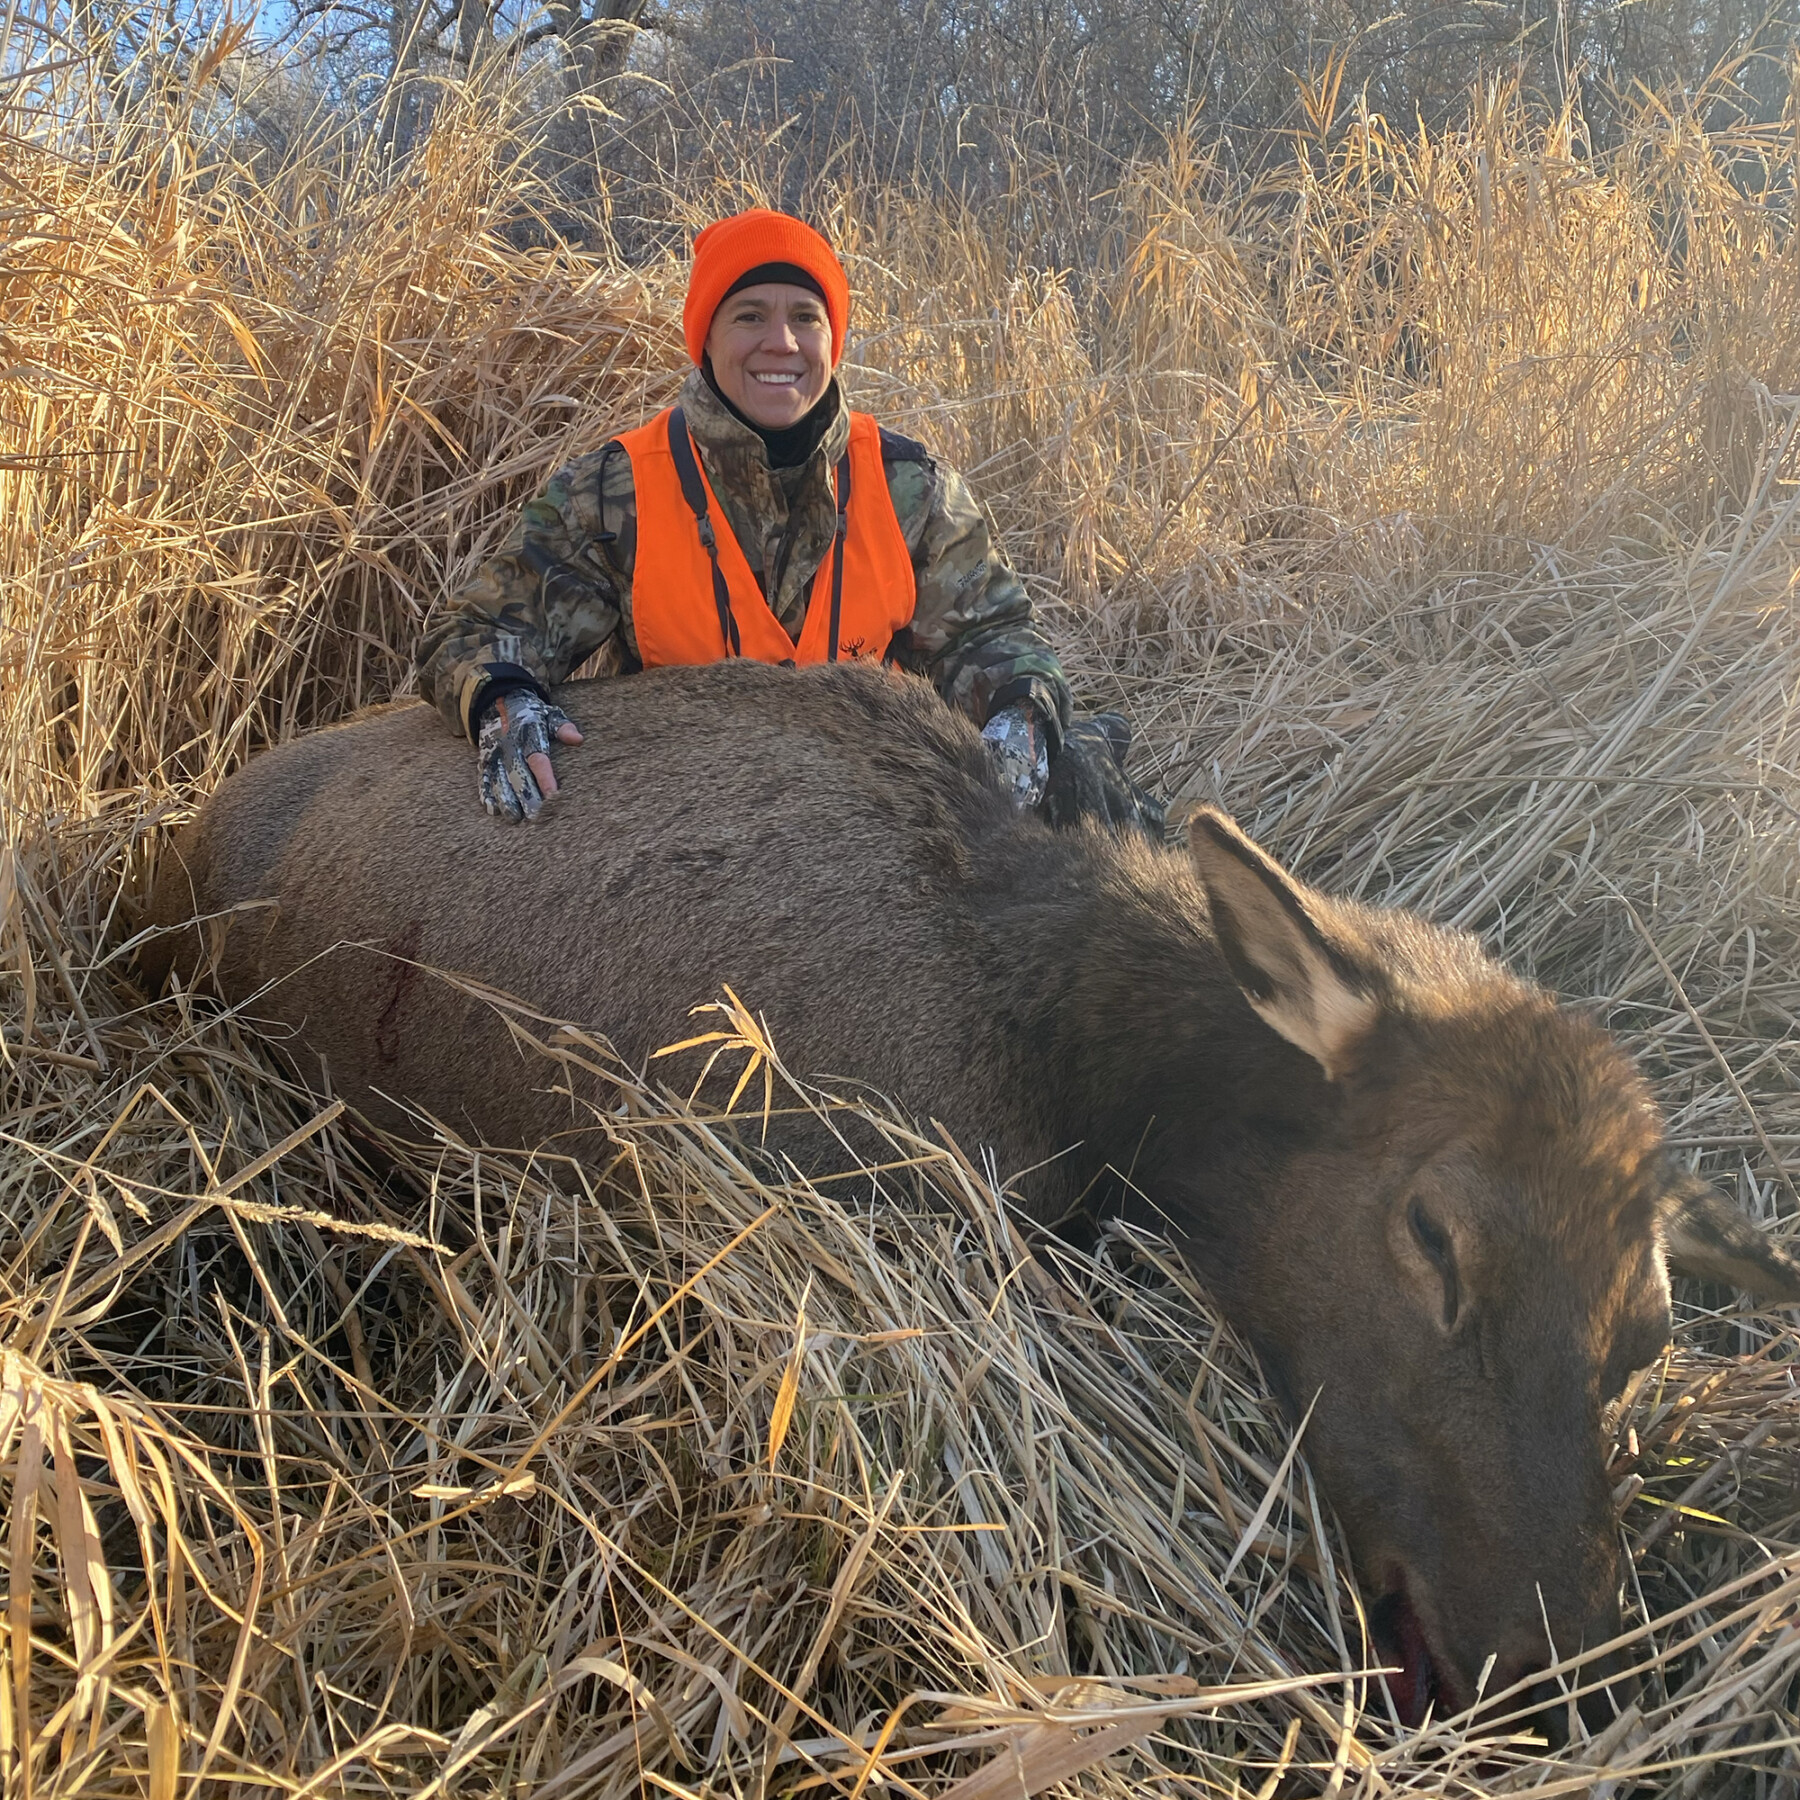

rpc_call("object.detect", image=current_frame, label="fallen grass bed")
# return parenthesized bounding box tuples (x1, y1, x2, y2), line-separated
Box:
(5, 1007, 1800, 1796)
(4, 27, 1800, 1799)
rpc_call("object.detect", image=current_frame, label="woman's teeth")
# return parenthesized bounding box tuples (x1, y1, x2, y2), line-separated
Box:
(753, 372, 800, 385)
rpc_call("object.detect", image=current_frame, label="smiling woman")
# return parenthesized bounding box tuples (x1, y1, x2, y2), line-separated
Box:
(684, 217, 843, 432)
(415, 207, 1164, 839)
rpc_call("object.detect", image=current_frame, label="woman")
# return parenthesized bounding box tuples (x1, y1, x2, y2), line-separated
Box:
(417, 208, 1159, 835)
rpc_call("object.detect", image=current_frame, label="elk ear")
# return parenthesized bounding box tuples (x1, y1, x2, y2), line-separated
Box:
(1662, 1170, 1800, 1304)
(1186, 807, 1379, 1080)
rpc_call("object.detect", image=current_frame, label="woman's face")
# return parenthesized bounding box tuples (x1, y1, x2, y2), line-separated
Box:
(704, 283, 834, 429)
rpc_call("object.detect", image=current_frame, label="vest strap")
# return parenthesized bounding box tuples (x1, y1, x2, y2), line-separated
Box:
(667, 408, 741, 657)
(826, 448, 851, 662)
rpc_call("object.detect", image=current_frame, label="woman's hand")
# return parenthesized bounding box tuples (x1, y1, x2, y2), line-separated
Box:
(1044, 715, 1166, 842)
(477, 691, 584, 821)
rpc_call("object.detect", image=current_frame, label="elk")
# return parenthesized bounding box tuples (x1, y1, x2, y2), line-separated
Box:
(144, 659, 1800, 1729)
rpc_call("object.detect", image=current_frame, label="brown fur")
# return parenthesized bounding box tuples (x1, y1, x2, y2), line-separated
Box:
(143, 659, 1794, 1723)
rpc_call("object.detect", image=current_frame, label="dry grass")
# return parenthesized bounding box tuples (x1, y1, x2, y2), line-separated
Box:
(4, 24, 1800, 1799)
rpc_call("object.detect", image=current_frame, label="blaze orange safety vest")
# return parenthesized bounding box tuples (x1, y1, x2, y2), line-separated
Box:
(615, 406, 918, 668)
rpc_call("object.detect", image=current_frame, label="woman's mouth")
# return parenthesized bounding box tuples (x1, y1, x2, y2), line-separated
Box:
(751, 371, 801, 386)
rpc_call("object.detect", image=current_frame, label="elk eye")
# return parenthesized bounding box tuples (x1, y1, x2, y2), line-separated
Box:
(1409, 1199, 1461, 1329)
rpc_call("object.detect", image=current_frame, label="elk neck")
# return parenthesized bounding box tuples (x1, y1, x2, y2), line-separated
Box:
(973, 830, 1342, 1223)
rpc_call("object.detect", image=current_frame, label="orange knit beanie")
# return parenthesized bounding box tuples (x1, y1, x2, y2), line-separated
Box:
(683, 210, 850, 367)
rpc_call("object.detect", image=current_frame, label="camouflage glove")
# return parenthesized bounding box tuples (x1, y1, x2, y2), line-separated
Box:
(980, 702, 1051, 809)
(1044, 713, 1167, 842)
(476, 689, 583, 822)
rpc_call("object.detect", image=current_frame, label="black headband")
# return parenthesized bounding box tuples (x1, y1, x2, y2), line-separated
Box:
(721, 262, 828, 305)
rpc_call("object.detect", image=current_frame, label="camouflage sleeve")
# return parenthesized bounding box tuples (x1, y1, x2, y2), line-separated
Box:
(883, 452, 1073, 747)
(416, 444, 639, 738)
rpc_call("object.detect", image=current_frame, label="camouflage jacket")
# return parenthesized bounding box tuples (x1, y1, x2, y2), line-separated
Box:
(417, 368, 1073, 744)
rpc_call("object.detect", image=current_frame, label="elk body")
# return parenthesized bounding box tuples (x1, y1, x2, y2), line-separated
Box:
(145, 660, 1800, 1728)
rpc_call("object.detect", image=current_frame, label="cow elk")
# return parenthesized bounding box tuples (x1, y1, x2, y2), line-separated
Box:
(144, 661, 1800, 1729)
